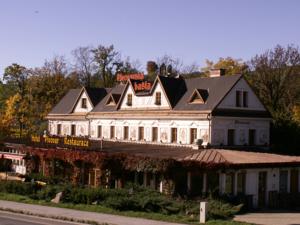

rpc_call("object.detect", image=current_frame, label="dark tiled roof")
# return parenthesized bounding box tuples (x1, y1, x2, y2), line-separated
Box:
(92, 84, 126, 112)
(49, 87, 108, 115)
(49, 89, 81, 114)
(158, 76, 186, 108)
(85, 88, 109, 106)
(173, 75, 242, 111)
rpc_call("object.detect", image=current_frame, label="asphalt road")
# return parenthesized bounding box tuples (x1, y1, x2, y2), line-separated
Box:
(0, 211, 84, 225)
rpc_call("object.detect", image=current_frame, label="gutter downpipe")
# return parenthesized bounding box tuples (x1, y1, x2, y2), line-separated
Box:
(207, 113, 212, 147)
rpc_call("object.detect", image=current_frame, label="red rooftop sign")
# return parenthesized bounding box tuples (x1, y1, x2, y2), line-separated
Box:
(134, 81, 152, 91)
(116, 73, 144, 82)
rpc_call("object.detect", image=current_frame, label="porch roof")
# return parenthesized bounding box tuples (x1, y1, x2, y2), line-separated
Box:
(182, 149, 300, 167)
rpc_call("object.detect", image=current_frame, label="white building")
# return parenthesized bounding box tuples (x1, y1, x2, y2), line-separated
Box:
(43, 70, 300, 208)
(47, 71, 271, 148)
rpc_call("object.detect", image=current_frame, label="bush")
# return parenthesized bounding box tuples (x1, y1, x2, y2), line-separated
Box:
(0, 181, 41, 195)
(0, 181, 243, 220)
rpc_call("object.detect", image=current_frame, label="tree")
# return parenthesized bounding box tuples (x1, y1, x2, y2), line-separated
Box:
(201, 57, 248, 76)
(72, 46, 96, 87)
(3, 63, 29, 97)
(156, 54, 183, 75)
(92, 45, 121, 87)
(3, 64, 29, 137)
(247, 45, 300, 120)
(146, 61, 158, 80)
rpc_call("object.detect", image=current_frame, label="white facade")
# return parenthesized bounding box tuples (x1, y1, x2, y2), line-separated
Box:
(73, 91, 93, 113)
(217, 78, 265, 110)
(120, 82, 170, 110)
(218, 167, 300, 208)
(48, 77, 271, 147)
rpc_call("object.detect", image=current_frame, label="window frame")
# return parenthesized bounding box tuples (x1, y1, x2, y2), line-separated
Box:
(57, 124, 61, 135)
(138, 127, 144, 141)
(171, 128, 177, 143)
(152, 127, 158, 142)
(155, 92, 161, 105)
(127, 94, 132, 106)
(71, 124, 76, 136)
(81, 98, 87, 109)
(123, 126, 129, 140)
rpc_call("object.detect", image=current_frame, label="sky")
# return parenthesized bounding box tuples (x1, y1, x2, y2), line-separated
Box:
(0, 0, 300, 77)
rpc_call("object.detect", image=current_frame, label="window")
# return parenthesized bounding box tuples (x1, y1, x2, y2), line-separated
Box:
(124, 126, 129, 140)
(236, 91, 241, 107)
(152, 127, 158, 142)
(248, 129, 256, 146)
(279, 170, 288, 193)
(97, 125, 102, 138)
(225, 173, 235, 195)
(227, 129, 235, 146)
(155, 92, 161, 105)
(57, 124, 61, 135)
(71, 124, 76, 136)
(190, 128, 197, 144)
(138, 127, 144, 141)
(243, 91, 248, 107)
(81, 98, 87, 108)
(237, 172, 246, 194)
(110, 126, 115, 139)
(127, 94, 132, 106)
(171, 128, 177, 143)
(290, 169, 299, 193)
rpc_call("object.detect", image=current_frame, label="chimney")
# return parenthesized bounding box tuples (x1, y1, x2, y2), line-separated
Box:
(209, 69, 226, 77)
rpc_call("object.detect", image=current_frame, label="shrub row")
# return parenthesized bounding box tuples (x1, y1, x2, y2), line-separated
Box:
(0, 181, 242, 220)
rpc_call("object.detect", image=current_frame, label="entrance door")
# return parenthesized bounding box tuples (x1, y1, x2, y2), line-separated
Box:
(258, 171, 267, 207)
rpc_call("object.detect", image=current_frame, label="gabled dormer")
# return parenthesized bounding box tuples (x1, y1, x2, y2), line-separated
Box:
(73, 88, 94, 113)
(216, 77, 266, 111)
(117, 77, 175, 110)
(105, 93, 121, 106)
(188, 89, 209, 104)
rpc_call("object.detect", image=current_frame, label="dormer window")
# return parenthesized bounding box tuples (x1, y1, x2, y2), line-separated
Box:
(236, 90, 248, 107)
(188, 89, 208, 104)
(127, 94, 132, 106)
(81, 98, 87, 108)
(155, 92, 161, 105)
(243, 91, 248, 107)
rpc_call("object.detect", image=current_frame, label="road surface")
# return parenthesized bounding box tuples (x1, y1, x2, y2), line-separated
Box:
(0, 210, 85, 225)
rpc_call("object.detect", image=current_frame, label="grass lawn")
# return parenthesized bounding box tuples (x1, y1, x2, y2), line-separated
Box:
(0, 192, 252, 225)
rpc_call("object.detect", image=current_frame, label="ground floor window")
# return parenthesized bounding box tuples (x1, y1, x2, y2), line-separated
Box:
(124, 126, 129, 140)
(152, 127, 158, 142)
(206, 172, 219, 194)
(279, 170, 288, 193)
(71, 124, 76, 136)
(227, 129, 235, 145)
(57, 124, 61, 135)
(290, 169, 299, 193)
(138, 127, 144, 141)
(225, 173, 235, 195)
(110, 126, 115, 139)
(97, 125, 102, 138)
(171, 128, 177, 143)
(248, 129, 256, 145)
(190, 128, 197, 144)
(237, 172, 246, 194)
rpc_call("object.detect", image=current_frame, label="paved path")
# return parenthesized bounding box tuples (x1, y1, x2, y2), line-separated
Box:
(234, 211, 300, 225)
(0, 200, 185, 225)
(0, 210, 84, 225)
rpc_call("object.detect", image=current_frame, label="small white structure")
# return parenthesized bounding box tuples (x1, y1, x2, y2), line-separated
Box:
(200, 201, 208, 223)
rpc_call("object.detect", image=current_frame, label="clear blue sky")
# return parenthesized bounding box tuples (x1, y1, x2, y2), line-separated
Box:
(0, 0, 299, 76)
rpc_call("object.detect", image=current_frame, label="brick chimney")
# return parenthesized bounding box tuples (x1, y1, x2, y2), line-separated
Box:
(209, 69, 226, 77)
